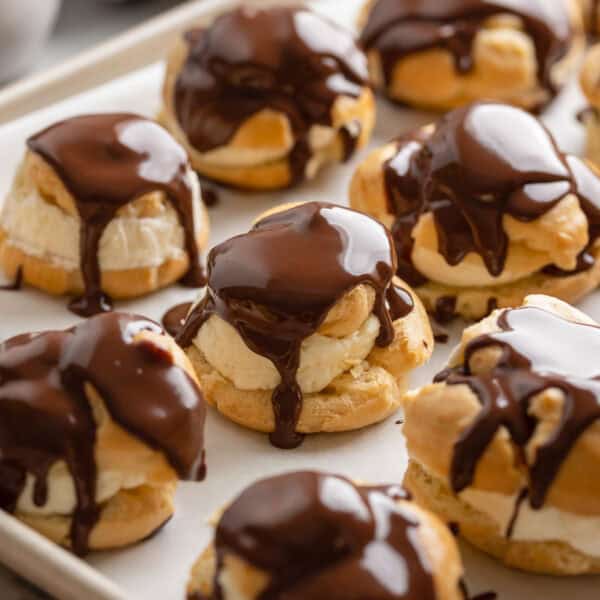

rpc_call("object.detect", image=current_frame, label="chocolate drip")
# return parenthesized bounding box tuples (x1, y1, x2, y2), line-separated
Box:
(340, 120, 362, 163)
(437, 306, 600, 510)
(382, 103, 600, 286)
(203, 471, 437, 600)
(27, 113, 204, 317)
(360, 0, 571, 100)
(178, 202, 409, 448)
(174, 6, 368, 182)
(0, 267, 22, 291)
(162, 301, 194, 338)
(0, 312, 205, 554)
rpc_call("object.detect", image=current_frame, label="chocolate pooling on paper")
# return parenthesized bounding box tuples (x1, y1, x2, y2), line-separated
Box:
(27, 113, 204, 317)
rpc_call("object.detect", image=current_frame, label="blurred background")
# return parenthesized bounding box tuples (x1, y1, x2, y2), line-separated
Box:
(0, 0, 186, 86)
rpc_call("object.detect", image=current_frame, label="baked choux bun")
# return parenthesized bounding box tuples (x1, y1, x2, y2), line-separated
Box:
(350, 101, 600, 322)
(580, 44, 600, 166)
(0, 312, 206, 556)
(403, 294, 600, 575)
(160, 6, 375, 191)
(358, 0, 583, 112)
(186, 471, 464, 600)
(177, 201, 433, 449)
(0, 113, 210, 317)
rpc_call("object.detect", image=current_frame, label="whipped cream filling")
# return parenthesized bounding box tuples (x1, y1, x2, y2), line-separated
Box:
(193, 312, 380, 393)
(460, 487, 600, 558)
(16, 460, 147, 516)
(1, 168, 203, 272)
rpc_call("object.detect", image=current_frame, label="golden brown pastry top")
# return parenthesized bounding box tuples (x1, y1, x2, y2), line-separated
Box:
(404, 295, 600, 517)
(172, 6, 369, 180)
(0, 312, 206, 555)
(191, 471, 464, 600)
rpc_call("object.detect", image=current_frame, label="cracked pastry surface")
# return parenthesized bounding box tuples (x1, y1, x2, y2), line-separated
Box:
(358, 0, 583, 111)
(177, 201, 433, 449)
(350, 101, 600, 321)
(0, 113, 209, 316)
(160, 5, 375, 190)
(0, 312, 206, 555)
(403, 294, 600, 575)
(186, 471, 464, 600)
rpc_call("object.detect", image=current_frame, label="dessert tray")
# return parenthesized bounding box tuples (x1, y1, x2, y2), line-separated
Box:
(0, 0, 599, 598)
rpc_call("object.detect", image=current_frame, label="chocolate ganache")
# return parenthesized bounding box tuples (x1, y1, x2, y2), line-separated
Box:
(383, 102, 600, 287)
(360, 0, 572, 99)
(195, 471, 440, 600)
(0, 312, 206, 555)
(177, 202, 412, 449)
(436, 305, 600, 513)
(174, 6, 369, 182)
(27, 113, 205, 317)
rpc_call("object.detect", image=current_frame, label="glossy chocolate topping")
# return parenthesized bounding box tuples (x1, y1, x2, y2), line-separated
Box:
(360, 0, 572, 98)
(202, 471, 439, 600)
(437, 306, 600, 512)
(162, 301, 193, 338)
(0, 312, 206, 555)
(383, 102, 600, 287)
(178, 202, 412, 448)
(174, 6, 368, 182)
(27, 113, 204, 317)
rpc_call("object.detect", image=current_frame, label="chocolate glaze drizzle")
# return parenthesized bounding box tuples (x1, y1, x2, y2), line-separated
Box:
(174, 6, 368, 183)
(197, 471, 441, 600)
(162, 301, 193, 338)
(383, 102, 600, 288)
(360, 0, 572, 100)
(27, 113, 204, 317)
(178, 202, 412, 449)
(436, 305, 600, 512)
(0, 312, 206, 555)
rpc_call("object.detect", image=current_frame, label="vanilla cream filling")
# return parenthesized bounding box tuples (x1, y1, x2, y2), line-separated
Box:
(16, 461, 147, 516)
(460, 487, 600, 558)
(1, 168, 204, 272)
(194, 313, 380, 393)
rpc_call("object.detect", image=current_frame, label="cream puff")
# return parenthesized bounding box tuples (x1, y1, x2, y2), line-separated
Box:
(0, 113, 210, 317)
(177, 201, 433, 449)
(0, 312, 206, 555)
(403, 294, 600, 575)
(359, 0, 583, 112)
(187, 471, 464, 600)
(350, 101, 600, 321)
(160, 6, 375, 190)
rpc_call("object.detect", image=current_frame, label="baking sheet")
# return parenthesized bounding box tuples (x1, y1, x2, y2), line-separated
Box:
(1, 1, 600, 598)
